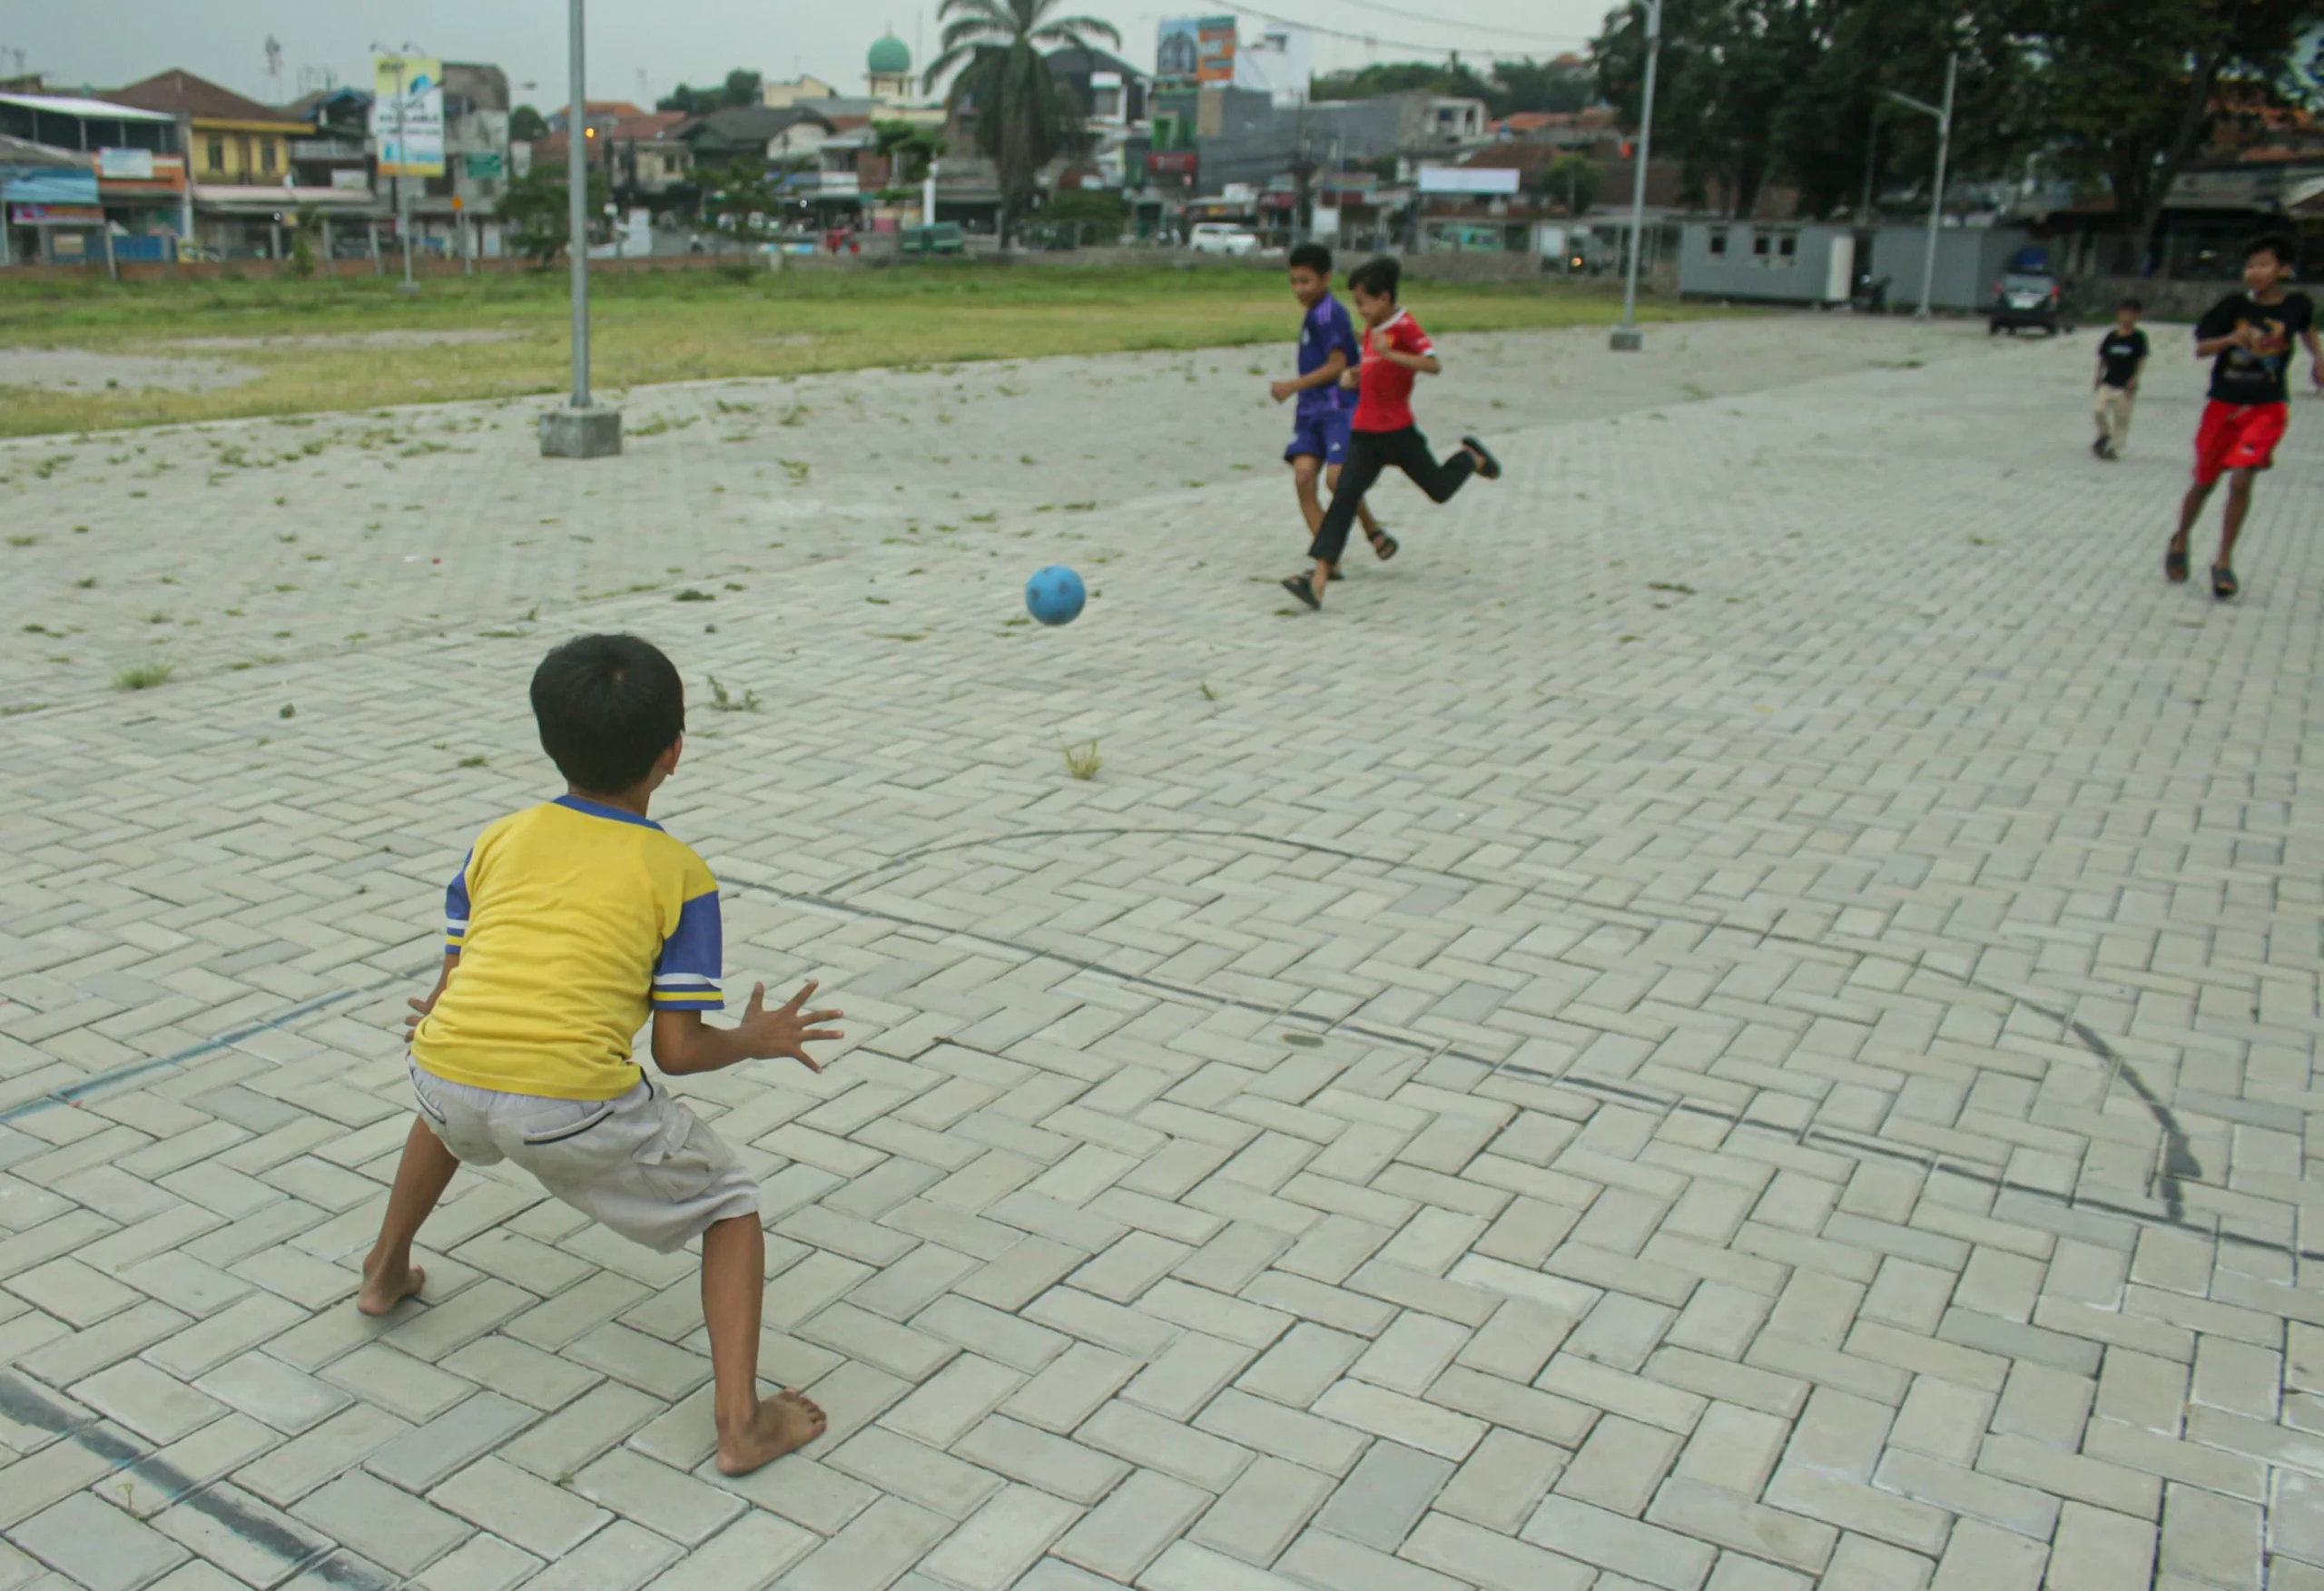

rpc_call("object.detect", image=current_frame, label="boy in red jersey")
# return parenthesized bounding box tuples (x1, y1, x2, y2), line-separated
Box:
(2167, 234, 2323, 599)
(1283, 256, 1500, 611)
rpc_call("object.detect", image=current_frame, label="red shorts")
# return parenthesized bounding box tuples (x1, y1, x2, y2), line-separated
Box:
(2193, 400, 2289, 485)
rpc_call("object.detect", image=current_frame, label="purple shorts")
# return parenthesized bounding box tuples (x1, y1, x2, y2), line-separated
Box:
(1285, 407, 1352, 466)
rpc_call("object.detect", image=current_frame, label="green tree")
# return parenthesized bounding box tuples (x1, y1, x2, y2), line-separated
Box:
(286, 202, 323, 279)
(1488, 57, 1600, 118)
(497, 162, 613, 265)
(701, 160, 787, 252)
(656, 83, 716, 114)
(510, 103, 549, 142)
(2009, 0, 2323, 270)
(873, 119, 949, 183)
(1313, 59, 1498, 104)
(923, 0, 1119, 247)
(723, 70, 763, 107)
(1535, 152, 1603, 214)
(1595, 0, 1831, 219)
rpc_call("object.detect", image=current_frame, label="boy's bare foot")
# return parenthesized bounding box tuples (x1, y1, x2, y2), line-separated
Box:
(356, 1257, 425, 1316)
(716, 1390, 827, 1476)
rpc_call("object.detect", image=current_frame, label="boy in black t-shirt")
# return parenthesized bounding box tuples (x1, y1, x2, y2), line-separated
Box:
(2168, 234, 2324, 598)
(2093, 300, 2147, 460)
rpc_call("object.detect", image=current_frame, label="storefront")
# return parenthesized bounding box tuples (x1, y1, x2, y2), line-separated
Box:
(0, 159, 102, 266)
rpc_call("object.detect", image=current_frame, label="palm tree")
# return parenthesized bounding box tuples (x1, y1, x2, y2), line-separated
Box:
(923, 0, 1119, 247)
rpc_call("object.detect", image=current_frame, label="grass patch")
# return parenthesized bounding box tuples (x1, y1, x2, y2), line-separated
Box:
(1060, 738, 1103, 781)
(114, 659, 172, 691)
(0, 265, 1722, 437)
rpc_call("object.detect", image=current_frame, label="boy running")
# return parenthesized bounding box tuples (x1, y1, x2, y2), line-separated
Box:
(2168, 234, 2324, 599)
(2092, 298, 2147, 460)
(1282, 256, 1501, 612)
(359, 633, 842, 1477)
(1271, 241, 1392, 569)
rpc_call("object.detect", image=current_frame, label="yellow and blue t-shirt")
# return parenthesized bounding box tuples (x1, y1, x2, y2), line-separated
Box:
(411, 795, 724, 1101)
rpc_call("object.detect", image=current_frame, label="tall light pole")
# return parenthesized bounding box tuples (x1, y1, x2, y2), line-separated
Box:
(540, 0, 621, 457)
(567, 0, 589, 409)
(1610, 0, 1661, 352)
(370, 41, 422, 292)
(1886, 52, 1956, 320)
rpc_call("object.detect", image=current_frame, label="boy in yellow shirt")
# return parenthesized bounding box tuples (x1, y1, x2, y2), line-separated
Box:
(358, 633, 842, 1477)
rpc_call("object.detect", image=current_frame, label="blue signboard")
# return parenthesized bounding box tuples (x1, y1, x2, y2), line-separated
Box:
(0, 166, 102, 205)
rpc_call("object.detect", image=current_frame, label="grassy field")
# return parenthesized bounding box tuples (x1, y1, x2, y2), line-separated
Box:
(0, 262, 1719, 437)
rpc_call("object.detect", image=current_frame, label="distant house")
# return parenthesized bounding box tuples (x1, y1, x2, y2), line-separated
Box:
(675, 105, 837, 166)
(0, 90, 186, 263)
(104, 68, 369, 258)
(761, 75, 838, 111)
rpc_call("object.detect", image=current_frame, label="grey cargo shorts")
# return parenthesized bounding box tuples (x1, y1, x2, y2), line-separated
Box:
(409, 1062, 757, 1252)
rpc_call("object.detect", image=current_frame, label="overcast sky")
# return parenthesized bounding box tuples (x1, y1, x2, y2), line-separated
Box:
(6, 0, 1612, 111)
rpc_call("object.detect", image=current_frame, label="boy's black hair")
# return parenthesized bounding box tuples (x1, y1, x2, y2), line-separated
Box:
(1288, 241, 1332, 276)
(1347, 256, 1401, 301)
(2118, 297, 2143, 312)
(531, 633, 685, 794)
(2247, 233, 2297, 269)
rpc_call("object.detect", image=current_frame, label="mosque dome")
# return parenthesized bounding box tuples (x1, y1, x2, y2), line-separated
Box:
(869, 34, 911, 75)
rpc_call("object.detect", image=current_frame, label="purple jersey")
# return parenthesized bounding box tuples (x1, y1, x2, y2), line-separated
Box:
(1297, 293, 1360, 416)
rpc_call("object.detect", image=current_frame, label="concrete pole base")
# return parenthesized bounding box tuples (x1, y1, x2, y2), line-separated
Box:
(1609, 326, 1646, 352)
(539, 406, 624, 459)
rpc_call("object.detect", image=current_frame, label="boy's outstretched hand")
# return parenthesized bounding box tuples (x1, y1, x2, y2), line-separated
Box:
(734, 980, 845, 1072)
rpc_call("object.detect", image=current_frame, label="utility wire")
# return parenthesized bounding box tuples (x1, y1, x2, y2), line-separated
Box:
(1318, 0, 1591, 45)
(1228, 0, 1578, 58)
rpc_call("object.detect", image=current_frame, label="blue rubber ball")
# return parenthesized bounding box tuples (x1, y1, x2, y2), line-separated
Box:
(1026, 565, 1087, 627)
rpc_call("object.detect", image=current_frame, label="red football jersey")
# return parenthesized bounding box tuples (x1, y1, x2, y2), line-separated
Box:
(1352, 309, 1435, 432)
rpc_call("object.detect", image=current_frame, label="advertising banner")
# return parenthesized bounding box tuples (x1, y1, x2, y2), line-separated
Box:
(1157, 18, 1200, 87)
(371, 55, 446, 176)
(1418, 165, 1520, 195)
(9, 203, 104, 223)
(1157, 16, 1236, 87)
(0, 166, 101, 205)
(1196, 16, 1236, 84)
(97, 148, 155, 180)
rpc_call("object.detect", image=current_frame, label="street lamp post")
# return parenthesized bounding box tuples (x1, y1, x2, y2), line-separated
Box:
(1886, 52, 1956, 320)
(1610, 0, 1662, 352)
(539, 0, 622, 457)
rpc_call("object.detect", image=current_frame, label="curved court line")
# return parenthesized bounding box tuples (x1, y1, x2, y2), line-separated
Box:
(743, 820, 2207, 1224)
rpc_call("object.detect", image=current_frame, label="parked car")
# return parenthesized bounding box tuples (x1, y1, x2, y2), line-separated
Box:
(900, 222, 966, 257)
(1990, 246, 2067, 336)
(1188, 222, 1260, 257)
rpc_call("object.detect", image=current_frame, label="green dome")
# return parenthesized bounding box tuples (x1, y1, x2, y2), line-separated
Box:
(869, 34, 911, 74)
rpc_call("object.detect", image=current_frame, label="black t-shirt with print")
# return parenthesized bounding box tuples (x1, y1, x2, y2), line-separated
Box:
(2096, 328, 2149, 389)
(2197, 291, 2314, 405)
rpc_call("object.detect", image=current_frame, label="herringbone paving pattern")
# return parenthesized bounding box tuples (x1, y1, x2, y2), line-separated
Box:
(0, 319, 2319, 1591)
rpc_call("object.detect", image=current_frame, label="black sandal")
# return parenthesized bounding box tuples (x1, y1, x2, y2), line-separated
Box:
(2165, 543, 2189, 584)
(2212, 565, 2239, 600)
(1366, 528, 1400, 563)
(1462, 436, 1502, 480)
(1281, 573, 1321, 611)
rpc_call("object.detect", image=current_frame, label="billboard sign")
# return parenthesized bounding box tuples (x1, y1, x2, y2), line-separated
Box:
(1157, 16, 1236, 87)
(97, 148, 155, 180)
(10, 203, 104, 224)
(1157, 18, 1199, 86)
(1196, 17, 1236, 83)
(1418, 165, 1520, 195)
(371, 55, 446, 176)
(0, 166, 101, 205)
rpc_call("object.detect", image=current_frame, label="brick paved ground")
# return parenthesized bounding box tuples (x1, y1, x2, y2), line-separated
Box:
(0, 317, 2319, 1591)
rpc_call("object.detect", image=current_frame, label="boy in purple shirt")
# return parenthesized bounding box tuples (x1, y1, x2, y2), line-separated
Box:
(1270, 242, 1393, 570)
